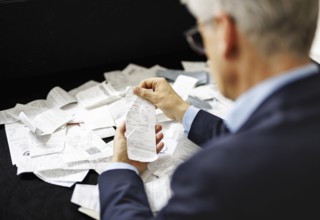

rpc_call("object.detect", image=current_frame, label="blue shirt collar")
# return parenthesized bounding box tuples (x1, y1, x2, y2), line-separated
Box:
(224, 63, 319, 133)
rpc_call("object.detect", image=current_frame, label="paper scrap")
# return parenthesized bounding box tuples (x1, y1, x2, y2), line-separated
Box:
(19, 108, 73, 136)
(145, 175, 172, 213)
(76, 81, 121, 109)
(125, 87, 157, 162)
(71, 184, 100, 212)
(172, 75, 198, 101)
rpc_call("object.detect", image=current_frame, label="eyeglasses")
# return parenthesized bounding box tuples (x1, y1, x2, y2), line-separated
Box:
(184, 25, 206, 56)
(183, 16, 235, 56)
(183, 18, 214, 56)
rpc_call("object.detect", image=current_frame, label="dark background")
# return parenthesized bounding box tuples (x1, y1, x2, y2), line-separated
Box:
(0, 0, 204, 219)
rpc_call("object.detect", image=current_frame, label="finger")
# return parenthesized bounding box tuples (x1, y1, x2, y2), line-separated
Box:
(116, 121, 126, 137)
(156, 141, 165, 154)
(137, 78, 160, 89)
(134, 87, 157, 103)
(155, 124, 162, 133)
(156, 132, 164, 145)
(133, 86, 143, 96)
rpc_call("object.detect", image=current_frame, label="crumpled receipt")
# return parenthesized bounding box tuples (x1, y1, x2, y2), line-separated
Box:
(125, 87, 157, 162)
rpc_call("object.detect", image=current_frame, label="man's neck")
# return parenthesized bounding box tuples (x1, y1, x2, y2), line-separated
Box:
(234, 55, 312, 100)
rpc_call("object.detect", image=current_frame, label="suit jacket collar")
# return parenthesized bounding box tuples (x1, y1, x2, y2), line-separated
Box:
(224, 63, 319, 133)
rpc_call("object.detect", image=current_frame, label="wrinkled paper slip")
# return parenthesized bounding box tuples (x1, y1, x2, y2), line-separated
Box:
(19, 108, 73, 136)
(145, 175, 172, 213)
(71, 184, 100, 212)
(125, 87, 157, 162)
(75, 81, 121, 109)
(172, 75, 198, 101)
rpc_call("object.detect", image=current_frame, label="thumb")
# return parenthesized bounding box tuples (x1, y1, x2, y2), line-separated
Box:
(133, 87, 155, 103)
(116, 121, 126, 137)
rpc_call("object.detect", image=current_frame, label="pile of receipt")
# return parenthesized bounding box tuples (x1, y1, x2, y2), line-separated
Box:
(0, 61, 234, 219)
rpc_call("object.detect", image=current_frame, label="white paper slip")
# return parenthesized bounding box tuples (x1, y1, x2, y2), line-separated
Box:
(127, 64, 166, 85)
(16, 159, 33, 175)
(160, 138, 178, 155)
(122, 63, 148, 75)
(63, 126, 113, 164)
(173, 136, 202, 161)
(125, 87, 157, 162)
(172, 75, 198, 101)
(0, 108, 19, 125)
(35, 177, 75, 188)
(34, 169, 89, 188)
(181, 60, 211, 73)
(62, 103, 87, 123)
(78, 207, 100, 220)
(19, 108, 73, 136)
(91, 157, 112, 175)
(8, 103, 48, 121)
(162, 122, 184, 141)
(75, 81, 121, 109)
(145, 175, 172, 213)
(207, 99, 231, 120)
(107, 98, 126, 126)
(26, 99, 48, 109)
(71, 184, 100, 212)
(81, 105, 115, 130)
(28, 127, 66, 157)
(104, 70, 130, 94)
(104, 64, 165, 95)
(46, 86, 77, 108)
(5, 122, 31, 165)
(189, 84, 216, 101)
(30, 153, 66, 172)
(147, 153, 183, 178)
(68, 80, 100, 97)
(91, 127, 115, 139)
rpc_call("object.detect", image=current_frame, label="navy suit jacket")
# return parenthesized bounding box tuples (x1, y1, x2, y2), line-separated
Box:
(99, 69, 320, 220)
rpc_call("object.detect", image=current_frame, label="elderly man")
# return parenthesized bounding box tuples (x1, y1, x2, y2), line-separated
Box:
(99, 0, 320, 219)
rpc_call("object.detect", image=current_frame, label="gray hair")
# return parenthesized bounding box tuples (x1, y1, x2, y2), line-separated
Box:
(182, 0, 319, 58)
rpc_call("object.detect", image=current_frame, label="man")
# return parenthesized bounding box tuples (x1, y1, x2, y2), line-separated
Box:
(99, 0, 320, 219)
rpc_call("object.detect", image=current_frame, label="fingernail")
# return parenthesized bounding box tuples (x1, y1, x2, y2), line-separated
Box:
(133, 87, 140, 95)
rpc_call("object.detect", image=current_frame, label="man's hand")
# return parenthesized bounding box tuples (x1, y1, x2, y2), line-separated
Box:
(133, 77, 190, 122)
(112, 122, 164, 174)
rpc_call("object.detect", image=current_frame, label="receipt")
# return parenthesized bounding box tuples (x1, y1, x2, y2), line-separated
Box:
(125, 87, 157, 162)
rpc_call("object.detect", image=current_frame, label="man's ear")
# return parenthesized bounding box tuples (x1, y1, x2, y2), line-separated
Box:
(216, 14, 238, 60)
